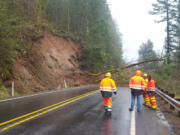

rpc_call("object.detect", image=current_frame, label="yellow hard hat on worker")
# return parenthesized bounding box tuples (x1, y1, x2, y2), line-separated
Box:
(143, 73, 148, 77)
(136, 70, 142, 76)
(105, 72, 111, 77)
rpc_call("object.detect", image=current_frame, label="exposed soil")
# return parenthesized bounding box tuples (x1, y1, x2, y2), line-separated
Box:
(6, 31, 94, 94)
(157, 96, 180, 135)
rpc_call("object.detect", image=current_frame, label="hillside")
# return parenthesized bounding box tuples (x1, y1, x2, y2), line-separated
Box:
(0, 0, 123, 97)
(5, 31, 93, 94)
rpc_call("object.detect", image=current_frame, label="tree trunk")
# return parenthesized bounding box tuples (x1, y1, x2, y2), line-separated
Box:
(166, 0, 171, 64)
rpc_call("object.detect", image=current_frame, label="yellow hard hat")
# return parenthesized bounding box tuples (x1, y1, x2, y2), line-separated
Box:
(105, 72, 111, 77)
(136, 70, 142, 76)
(143, 73, 148, 77)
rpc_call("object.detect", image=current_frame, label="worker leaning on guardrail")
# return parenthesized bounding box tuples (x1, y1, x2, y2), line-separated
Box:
(100, 72, 117, 112)
(147, 75, 157, 110)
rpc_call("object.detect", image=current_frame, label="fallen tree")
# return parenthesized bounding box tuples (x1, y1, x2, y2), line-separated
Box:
(87, 58, 165, 77)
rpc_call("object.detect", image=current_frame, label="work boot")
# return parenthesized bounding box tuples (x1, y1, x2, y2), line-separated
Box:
(104, 111, 112, 118)
(150, 107, 157, 110)
(129, 108, 133, 111)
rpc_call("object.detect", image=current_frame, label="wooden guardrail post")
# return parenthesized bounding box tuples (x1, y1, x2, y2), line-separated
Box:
(178, 110, 180, 117)
(169, 94, 175, 110)
(170, 104, 175, 110)
(169, 93, 175, 98)
(165, 91, 168, 94)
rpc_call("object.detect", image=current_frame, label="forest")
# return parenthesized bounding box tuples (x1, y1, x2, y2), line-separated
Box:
(0, 0, 123, 81)
(0, 0, 180, 97)
(137, 0, 180, 97)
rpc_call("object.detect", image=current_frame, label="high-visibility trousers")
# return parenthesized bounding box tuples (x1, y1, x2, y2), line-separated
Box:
(143, 91, 150, 106)
(103, 97, 112, 108)
(149, 95, 157, 109)
(144, 94, 150, 106)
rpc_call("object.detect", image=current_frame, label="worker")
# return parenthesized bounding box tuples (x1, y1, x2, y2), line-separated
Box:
(100, 72, 117, 112)
(129, 70, 145, 112)
(143, 73, 150, 107)
(147, 75, 157, 109)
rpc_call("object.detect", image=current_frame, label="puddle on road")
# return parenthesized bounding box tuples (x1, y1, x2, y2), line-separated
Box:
(156, 108, 175, 135)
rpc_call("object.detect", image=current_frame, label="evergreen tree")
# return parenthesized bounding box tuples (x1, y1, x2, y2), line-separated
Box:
(0, 0, 123, 77)
(138, 40, 158, 71)
(150, 0, 175, 64)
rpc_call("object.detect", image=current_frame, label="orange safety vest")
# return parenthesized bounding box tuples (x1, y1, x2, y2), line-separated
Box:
(144, 78, 148, 90)
(147, 78, 156, 91)
(100, 77, 117, 92)
(129, 75, 145, 90)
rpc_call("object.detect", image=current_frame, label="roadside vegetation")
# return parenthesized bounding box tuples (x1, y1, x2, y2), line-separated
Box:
(138, 39, 180, 97)
(136, 0, 180, 98)
(0, 0, 123, 98)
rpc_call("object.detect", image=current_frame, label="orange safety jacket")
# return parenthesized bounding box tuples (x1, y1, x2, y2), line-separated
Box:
(147, 78, 156, 91)
(129, 75, 145, 90)
(100, 77, 117, 92)
(144, 78, 148, 91)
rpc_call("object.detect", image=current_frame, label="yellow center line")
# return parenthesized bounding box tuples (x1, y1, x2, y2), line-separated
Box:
(1, 90, 98, 132)
(0, 90, 98, 128)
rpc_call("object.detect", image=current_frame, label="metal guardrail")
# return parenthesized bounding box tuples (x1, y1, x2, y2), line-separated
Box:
(156, 88, 180, 117)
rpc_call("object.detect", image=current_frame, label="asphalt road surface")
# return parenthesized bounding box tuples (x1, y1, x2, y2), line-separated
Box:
(0, 87, 174, 135)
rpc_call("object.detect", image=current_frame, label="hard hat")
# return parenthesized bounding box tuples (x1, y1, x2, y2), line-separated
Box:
(143, 73, 148, 77)
(105, 72, 111, 77)
(136, 70, 142, 76)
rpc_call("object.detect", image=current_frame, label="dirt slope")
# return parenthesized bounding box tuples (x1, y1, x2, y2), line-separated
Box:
(10, 32, 91, 94)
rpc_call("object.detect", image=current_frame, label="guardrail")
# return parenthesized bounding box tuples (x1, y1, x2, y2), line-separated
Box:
(156, 88, 180, 117)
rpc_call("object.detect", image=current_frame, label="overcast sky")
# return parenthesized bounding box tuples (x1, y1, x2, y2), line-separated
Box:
(107, 0, 166, 62)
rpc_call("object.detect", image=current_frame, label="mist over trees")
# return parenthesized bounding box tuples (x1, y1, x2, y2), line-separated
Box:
(138, 40, 158, 71)
(0, 0, 123, 80)
(45, 0, 123, 72)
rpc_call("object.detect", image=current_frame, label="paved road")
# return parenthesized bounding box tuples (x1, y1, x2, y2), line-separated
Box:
(0, 87, 174, 135)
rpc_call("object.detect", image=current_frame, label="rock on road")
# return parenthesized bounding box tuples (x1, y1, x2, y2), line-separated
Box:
(0, 87, 174, 135)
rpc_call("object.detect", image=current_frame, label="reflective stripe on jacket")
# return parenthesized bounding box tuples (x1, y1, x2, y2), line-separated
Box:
(100, 77, 117, 92)
(129, 75, 145, 90)
(148, 78, 156, 91)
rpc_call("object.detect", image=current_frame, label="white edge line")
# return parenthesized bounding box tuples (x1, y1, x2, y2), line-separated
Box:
(0, 90, 57, 103)
(130, 110, 136, 135)
(0, 86, 98, 103)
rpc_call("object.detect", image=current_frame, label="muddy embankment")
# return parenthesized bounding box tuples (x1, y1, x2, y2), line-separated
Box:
(7, 32, 93, 94)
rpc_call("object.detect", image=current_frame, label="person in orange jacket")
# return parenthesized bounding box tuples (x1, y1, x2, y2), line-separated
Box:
(147, 75, 157, 109)
(100, 72, 117, 112)
(129, 70, 145, 112)
(143, 73, 150, 107)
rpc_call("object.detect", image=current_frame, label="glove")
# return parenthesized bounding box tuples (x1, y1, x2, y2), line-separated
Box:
(114, 92, 117, 95)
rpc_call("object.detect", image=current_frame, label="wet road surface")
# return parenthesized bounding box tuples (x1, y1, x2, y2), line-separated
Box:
(0, 87, 173, 135)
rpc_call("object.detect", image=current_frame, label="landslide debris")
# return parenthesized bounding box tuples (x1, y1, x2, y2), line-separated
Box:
(6, 31, 93, 94)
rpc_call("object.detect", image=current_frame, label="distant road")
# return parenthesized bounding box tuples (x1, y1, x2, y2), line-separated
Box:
(0, 87, 173, 135)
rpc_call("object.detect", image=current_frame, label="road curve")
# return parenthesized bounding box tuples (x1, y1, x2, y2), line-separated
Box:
(0, 87, 173, 135)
